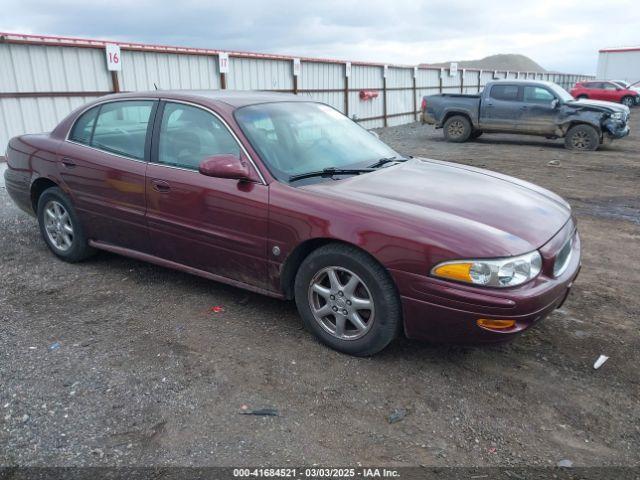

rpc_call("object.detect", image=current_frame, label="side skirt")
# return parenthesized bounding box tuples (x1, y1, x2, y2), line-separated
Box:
(88, 240, 285, 300)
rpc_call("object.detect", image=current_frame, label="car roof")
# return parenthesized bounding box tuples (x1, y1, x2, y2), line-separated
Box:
(96, 90, 307, 108)
(491, 79, 558, 87)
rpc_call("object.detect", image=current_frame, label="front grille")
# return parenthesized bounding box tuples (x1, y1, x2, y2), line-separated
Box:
(553, 235, 573, 277)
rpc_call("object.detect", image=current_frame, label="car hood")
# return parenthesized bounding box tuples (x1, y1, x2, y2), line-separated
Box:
(302, 158, 572, 257)
(568, 98, 630, 114)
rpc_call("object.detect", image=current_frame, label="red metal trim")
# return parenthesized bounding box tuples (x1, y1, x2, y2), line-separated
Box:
(599, 47, 640, 53)
(0, 91, 111, 98)
(0, 31, 593, 75)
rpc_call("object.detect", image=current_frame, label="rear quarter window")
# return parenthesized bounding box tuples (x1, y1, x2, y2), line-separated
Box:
(69, 106, 99, 144)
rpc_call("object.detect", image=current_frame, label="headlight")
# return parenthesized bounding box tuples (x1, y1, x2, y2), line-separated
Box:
(610, 112, 623, 120)
(431, 251, 542, 288)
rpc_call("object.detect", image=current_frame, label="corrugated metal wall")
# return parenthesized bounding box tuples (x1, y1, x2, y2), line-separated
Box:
(0, 33, 594, 156)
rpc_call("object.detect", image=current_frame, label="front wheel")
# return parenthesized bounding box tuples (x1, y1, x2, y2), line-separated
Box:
(37, 186, 95, 262)
(621, 96, 635, 108)
(443, 115, 472, 143)
(294, 244, 401, 356)
(564, 124, 599, 151)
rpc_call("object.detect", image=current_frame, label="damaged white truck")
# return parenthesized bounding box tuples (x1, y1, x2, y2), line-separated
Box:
(421, 80, 630, 151)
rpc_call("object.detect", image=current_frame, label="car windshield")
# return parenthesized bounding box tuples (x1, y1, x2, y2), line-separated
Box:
(548, 83, 574, 102)
(234, 102, 400, 182)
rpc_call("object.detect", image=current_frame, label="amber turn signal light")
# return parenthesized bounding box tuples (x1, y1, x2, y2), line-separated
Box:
(477, 318, 516, 330)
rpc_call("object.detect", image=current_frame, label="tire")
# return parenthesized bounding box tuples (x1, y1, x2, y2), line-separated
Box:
(621, 96, 635, 108)
(294, 243, 401, 356)
(443, 115, 472, 143)
(471, 130, 483, 139)
(37, 186, 95, 262)
(564, 124, 599, 151)
(577, 94, 588, 100)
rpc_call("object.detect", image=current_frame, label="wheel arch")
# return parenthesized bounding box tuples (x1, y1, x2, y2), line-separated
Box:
(280, 237, 396, 300)
(563, 120, 601, 137)
(30, 177, 59, 213)
(442, 110, 473, 126)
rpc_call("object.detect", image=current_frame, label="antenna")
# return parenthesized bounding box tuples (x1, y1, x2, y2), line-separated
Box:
(154, 82, 159, 90)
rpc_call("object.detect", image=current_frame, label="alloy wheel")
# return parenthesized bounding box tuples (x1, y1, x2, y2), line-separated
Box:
(571, 131, 591, 150)
(447, 120, 465, 138)
(307, 266, 375, 340)
(43, 200, 74, 251)
(622, 97, 634, 107)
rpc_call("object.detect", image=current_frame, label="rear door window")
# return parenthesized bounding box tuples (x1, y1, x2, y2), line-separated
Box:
(91, 101, 155, 160)
(490, 84, 520, 101)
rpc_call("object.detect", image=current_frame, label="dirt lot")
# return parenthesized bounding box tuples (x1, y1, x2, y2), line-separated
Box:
(1, 122, 638, 468)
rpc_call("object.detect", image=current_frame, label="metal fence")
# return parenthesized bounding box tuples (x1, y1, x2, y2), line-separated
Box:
(0, 32, 594, 156)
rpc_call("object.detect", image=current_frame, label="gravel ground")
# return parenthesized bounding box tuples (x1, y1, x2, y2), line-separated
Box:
(1, 122, 639, 468)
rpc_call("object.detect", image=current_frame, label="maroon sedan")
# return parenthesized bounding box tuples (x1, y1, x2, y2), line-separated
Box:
(4, 91, 580, 355)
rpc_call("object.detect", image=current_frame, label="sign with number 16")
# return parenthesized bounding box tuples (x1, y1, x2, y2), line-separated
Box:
(105, 44, 121, 71)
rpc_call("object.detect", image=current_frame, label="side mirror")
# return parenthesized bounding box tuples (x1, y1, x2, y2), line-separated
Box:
(199, 153, 250, 180)
(551, 99, 560, 109)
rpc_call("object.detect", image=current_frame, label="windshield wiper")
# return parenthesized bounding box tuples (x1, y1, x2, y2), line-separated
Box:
(289, 167, 374, 182)
(367, 156, 408, 168)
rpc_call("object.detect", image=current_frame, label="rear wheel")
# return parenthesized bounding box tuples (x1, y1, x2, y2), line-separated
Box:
(564, 124, 599, 151)
(443, 115, 472, 143)
(577, 94, 588, 100)
(621, 96, 635, 107)
(294, 244, 401, 356)
(37, 187, 95, 262)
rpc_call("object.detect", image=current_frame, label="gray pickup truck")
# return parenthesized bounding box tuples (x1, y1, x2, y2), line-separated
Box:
(421, 80, 630, 151)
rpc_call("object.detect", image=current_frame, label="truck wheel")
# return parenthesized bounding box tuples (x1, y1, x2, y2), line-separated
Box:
(443, 116, 472, 142)
(294, 243, 401, 356)
(621, 96, 634, 107)
(565, 124, 599, 151)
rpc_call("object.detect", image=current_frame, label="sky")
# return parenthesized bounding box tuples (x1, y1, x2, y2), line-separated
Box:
(1, 0, 638, 75)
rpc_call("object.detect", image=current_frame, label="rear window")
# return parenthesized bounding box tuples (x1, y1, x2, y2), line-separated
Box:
(490, 84, 520, 101)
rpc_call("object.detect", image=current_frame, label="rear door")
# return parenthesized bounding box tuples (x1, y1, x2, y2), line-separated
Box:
(58, 99, 157, 253)
(519, 85, 559, 135)
(586, 82, 609, 101)
(145, 100, 270, 289)
(479, 84, 521, 132)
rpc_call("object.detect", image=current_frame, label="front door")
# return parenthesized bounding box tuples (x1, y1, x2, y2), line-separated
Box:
(145, 101, 270, 290)
(58, 99, 157, 253)
(518, 85, 559, 135)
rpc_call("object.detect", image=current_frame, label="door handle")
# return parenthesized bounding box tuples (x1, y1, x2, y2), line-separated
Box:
(61, 157, 76, 168)
(151, 179, 171, 193)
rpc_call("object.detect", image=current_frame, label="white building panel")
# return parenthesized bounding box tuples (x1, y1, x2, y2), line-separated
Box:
(228, 57, 293, 91)
(120, 51, 219, 91)
(597, 49, 640, 82)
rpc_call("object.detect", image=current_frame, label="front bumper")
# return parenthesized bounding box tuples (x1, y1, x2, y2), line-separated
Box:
(392, 224, 581, 344)
(603, 119, 630, 139)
